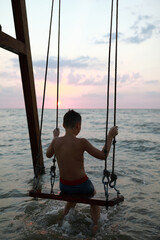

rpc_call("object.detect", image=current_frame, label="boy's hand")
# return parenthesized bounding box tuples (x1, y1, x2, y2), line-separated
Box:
(109, 126, 118, 138)
(53, 128, 60, 138)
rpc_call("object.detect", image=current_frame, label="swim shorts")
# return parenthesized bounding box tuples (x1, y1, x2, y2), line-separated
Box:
(60, 175, 95, 195)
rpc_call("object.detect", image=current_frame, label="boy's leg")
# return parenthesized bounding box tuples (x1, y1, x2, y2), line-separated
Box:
(58, 202, 76, 225)
(90, 205, 100, 234)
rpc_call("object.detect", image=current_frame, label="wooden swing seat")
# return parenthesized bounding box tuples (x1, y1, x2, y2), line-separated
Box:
(29, 190, 124, 206)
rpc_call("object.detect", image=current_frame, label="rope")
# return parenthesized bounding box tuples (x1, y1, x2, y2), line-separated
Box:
(103, 0, 120, 203)
(50, 0, 61, 193)
(104, 0, 114, 171)
(109, 0, 119, 190)
(111, 0, 118, 177)
(34, 0, 55, 187)
(56, 0, 61, 129)
(102, 0, 114, 203)
(34, 0, 61, 192)
(40, 0, 55, 137)
(109, 0, 120, 197)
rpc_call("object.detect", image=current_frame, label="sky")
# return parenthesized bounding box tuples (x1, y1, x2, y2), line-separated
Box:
(0, 0, 160, 109)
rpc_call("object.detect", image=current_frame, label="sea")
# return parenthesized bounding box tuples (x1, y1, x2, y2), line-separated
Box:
(0, 108, 160, 240)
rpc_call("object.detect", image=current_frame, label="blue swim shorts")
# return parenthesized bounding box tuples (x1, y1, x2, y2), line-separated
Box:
(60, 175, 95, 195)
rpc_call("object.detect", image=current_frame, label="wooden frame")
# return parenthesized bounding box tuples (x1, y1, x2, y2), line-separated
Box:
(0, 0, 44, 173)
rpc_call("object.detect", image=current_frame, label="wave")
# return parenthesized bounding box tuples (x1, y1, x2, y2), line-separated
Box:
(0, 189, 26, 199)
(118, 139, 159, 153)
(88, 138, 105, 143)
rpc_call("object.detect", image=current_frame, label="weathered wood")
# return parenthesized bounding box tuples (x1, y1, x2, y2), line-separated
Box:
(0, 31, 26, 55)
(0, 0, 44, 173)
(11, 0, 44, 173)
(29, 190, 124, 206)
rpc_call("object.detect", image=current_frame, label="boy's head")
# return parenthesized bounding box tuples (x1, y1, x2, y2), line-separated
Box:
(63, 110, 81, 129)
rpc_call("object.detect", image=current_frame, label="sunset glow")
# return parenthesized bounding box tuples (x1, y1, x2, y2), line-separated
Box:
(0, 0, 160, 109)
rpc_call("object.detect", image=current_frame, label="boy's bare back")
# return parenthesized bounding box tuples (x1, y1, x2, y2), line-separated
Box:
(47, 128, 117, 182)
(53, 133, 86, 181)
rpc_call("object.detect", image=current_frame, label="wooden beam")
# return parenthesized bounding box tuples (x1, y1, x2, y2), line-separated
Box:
(11, 0, 44, 173)
(0, 31, 26, 55)
(29, 190, 124, 207)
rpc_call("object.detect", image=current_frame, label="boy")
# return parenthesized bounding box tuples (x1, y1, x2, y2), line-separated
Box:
(46, 110, 118, 233)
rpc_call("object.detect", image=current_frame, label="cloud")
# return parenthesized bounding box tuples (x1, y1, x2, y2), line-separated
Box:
(65, 93, 107, 109)
(144, 80, 159, 85)
(0, 71, 14, 79)
(0, 58, 21, 80)
(67, 71, 106, 86)
(10, 58, 19, 68)
(123, 14, 157, 44)
(95, 14, 159, 45)
(124, 23, 156, 44)
(8, 56, 103, 84)
(118, 72, 141, 84)
(0, 70, 20, 80)
(32, 56, 103, 83)
(118, 74, 129, 83)
(133, 72, 141, 79)
(66, 90, 160, 109)
(66, 71, 142, 87)
(95, 32, 124, 45)
(33, 56, 102, 70)
(0, 86, 24, 108)
(94, 14, 158, 45)
(9, 55, 102, 72)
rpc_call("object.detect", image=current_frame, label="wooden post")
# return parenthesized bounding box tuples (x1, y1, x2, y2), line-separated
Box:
(0, 0, 44, 174)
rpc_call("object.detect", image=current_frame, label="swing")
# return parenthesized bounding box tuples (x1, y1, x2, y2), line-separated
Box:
(29, 0, 124, 208)
(29, 190, 124, 206)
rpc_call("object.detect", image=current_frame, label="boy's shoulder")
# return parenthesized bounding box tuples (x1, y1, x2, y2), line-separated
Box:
(77, 137, 90, 146)
(53, 136, 88, 145)
(52, 136, 64, 145)
(76, 137, 86, 141)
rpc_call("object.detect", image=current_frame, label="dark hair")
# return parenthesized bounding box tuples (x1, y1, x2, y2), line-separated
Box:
(63, 110, 81, 128)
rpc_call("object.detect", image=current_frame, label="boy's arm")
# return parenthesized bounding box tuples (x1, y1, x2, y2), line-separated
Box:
(83, 126, 118, 160)
(46, 128, 60, 158)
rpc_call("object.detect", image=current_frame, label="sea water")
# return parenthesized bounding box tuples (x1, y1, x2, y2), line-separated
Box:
(0, 109, 160, 240)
